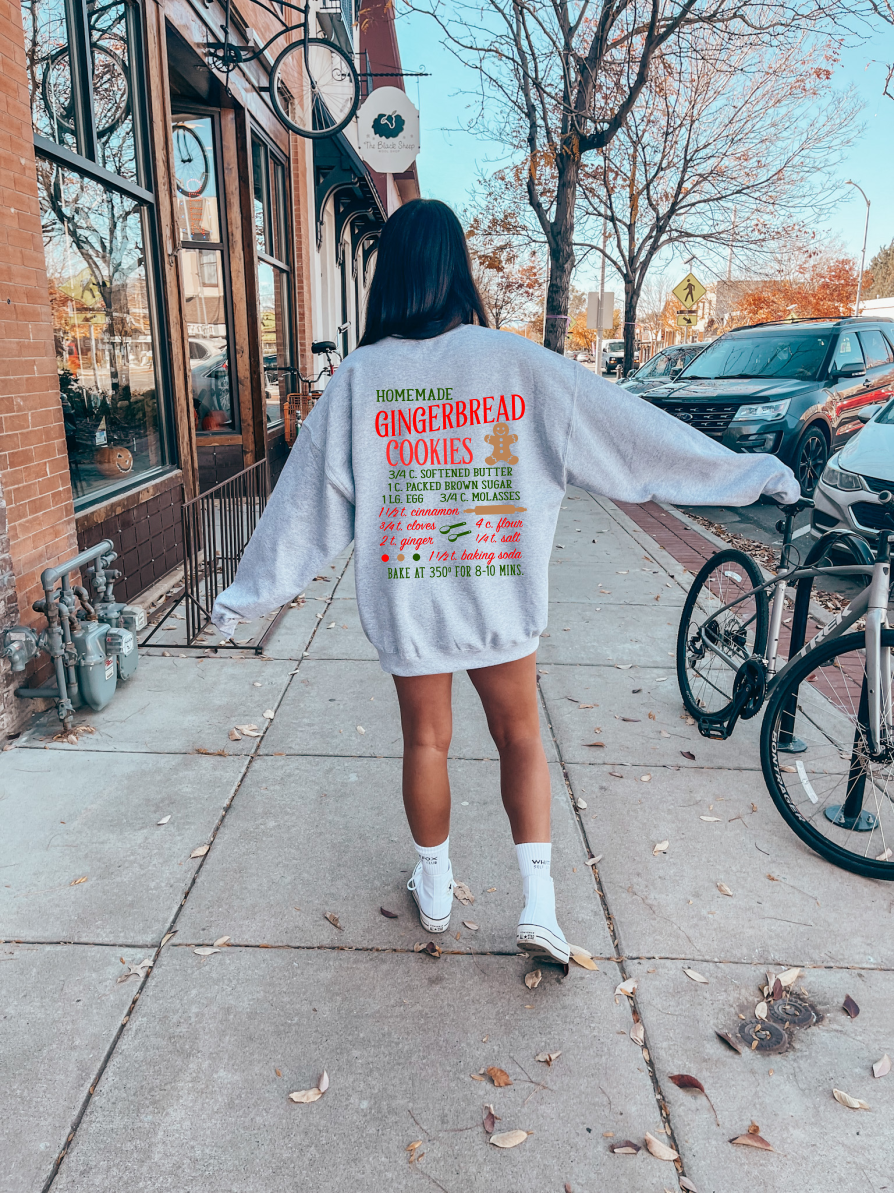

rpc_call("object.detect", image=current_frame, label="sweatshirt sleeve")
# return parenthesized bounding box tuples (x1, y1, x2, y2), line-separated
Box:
(563, 369, 801, 507)
(210, 415, 355, 638)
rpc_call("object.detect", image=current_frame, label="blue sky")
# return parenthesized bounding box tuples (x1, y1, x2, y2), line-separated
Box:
(396, 12, 894, 293)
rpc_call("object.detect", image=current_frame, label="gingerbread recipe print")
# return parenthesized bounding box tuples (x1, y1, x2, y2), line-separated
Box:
(373, 387, 526, 582)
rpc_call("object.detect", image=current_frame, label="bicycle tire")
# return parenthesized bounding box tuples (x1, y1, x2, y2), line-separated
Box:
(41, 43, 131, 139)
(172, 123, 210, 198)
(269, 38, 360, 140)
(676, 548, 769, 721)
(760, 628, 894, 879)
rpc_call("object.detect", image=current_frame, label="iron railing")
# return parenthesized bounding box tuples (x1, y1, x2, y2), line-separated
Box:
(143, 459, 287, 654)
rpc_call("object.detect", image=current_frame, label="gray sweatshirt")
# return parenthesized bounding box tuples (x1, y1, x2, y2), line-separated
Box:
(211, 325, 799, 674)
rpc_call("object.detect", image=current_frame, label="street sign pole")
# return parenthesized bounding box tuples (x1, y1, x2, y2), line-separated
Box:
(595, 219, 606, 374)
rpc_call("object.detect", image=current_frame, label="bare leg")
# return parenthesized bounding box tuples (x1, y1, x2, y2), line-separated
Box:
(468, 653, 550, 843)
(392, 671, 453, 846)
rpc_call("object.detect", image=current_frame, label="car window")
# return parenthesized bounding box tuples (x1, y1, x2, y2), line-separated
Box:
(680, 333, 831, 381)
(857, 329, 894, 368)
(875, 397, 894, 424)
(832, 333, 864, 369)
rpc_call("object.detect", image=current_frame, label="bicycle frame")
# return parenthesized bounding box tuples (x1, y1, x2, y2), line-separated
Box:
(692, 535, 892, 752)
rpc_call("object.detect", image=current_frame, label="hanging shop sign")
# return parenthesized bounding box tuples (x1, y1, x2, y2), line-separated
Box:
(356, 86, 420, 173)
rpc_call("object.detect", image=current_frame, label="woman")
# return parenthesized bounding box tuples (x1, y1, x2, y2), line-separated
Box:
(211, 199, 799, 965)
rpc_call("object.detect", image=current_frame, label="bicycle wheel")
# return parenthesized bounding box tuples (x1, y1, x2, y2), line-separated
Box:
(269, 38, 360, 139)
(172, 123, 210, 197)
(677, 549, 769, 720)
(761, 629, 894, 879)
(42, 44, 130, 139)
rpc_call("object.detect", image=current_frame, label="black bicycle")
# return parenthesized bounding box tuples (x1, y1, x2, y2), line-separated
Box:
(677, 495, 894, 879)
(206, 0, 360, 139)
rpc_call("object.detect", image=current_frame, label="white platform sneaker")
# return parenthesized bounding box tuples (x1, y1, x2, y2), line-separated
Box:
(516, 875, 570, 965)
(408, 860, 454, 933)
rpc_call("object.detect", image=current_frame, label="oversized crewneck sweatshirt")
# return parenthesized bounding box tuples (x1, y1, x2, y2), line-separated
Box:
(211, 325, 799, 674)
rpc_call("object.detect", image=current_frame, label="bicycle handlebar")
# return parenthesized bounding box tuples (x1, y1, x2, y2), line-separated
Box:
(776, 496, 815, 517)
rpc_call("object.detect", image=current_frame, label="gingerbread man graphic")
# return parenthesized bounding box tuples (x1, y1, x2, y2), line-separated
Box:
(484, 422, 519, 466)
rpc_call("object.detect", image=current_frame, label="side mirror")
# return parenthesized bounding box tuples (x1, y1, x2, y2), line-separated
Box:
(626, 368, 638, 379)
(831, 361, 867, 379)
(857, 408, 875, 423)
(669, 366, 684, 380)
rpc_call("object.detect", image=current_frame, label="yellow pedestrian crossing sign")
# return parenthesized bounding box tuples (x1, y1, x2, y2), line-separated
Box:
(676, 311, 698, 328)
(672, 272, 706, 310)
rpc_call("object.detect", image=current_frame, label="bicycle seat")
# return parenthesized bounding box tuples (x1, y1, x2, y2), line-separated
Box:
(777, 495, 815, 516)
(311, 340, 337, 354)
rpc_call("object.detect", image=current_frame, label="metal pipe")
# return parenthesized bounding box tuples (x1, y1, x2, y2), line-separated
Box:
(40, 539, 114, 591)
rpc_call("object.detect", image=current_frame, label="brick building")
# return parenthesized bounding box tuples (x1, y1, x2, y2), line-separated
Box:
(0, 0, 419, 736)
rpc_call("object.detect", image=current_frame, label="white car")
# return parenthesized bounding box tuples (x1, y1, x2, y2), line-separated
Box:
(811, 397, 894, 543)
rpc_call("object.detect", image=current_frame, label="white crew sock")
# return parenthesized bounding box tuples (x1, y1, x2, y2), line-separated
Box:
(516, 842, 560, 931)
(414, 836, 450, 897)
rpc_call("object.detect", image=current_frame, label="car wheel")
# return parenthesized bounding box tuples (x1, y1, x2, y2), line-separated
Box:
(794, 426, 828, 495)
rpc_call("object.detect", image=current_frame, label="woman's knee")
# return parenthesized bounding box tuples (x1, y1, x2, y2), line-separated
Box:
(487, 722, 543, 755)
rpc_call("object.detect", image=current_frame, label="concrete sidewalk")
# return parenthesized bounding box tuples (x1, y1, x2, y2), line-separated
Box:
(2, 491, 892, 1193)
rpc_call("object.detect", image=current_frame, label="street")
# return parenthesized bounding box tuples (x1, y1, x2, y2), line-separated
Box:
(2, 492, 892, 1193)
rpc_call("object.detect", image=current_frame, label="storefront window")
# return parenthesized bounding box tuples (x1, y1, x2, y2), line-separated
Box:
(173, 114, 236, 433)
(252, 136, 293, 425)
(41, 164, 164, 499)
(23, 0, 172, 506)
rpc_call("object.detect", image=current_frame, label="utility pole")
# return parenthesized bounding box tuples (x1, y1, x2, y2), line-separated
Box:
(594, 218, 607, 374)
(846, 180, 870, 316)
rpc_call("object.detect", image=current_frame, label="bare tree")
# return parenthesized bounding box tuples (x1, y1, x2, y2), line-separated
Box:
(574, 32, 862, 371)
(405, 0, 853, 352)
(467, 216, 546, 327)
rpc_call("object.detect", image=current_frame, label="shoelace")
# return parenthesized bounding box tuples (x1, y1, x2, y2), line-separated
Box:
(407, 866, 454, 895)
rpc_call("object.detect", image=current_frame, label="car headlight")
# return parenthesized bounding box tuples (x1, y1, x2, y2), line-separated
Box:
(731, 398, 791, 422)
(821, 455, 865, 492)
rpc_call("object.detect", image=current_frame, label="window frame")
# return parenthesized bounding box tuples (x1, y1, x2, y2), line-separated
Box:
(27, 0, 177, 513)
(250, 128, 295, 430)
(172, 105, 241, 437)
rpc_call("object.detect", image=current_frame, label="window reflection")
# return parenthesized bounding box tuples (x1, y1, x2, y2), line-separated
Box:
(252, 136, 292, 426)
(258, 262, 290, 425)
(22, 0, 137, 180)
(39, 163, 163, 500)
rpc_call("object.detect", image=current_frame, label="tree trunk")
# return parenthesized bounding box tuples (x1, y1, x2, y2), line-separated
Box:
(622, 281, 640, 376)
(542, 153, 579, 354)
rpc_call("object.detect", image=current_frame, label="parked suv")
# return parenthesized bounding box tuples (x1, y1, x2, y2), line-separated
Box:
(643, 317, 894, 494)
(617, 342, 709, 395)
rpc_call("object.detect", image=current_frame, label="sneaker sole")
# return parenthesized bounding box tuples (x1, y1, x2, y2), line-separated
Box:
(411, 886, 451, 934)
(516, 923, 571, 965)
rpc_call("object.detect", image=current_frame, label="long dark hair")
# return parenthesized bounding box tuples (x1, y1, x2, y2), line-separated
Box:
(359, 199, 489, 347)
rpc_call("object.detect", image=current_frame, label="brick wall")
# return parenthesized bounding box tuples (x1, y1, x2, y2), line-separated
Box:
(0, 0, 80, 734)
(0, 0, 80, 623)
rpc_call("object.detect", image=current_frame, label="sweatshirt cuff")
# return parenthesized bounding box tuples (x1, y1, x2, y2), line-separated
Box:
(210, 606, 240, 640)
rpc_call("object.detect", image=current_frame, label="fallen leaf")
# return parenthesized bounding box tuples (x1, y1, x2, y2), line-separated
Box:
(575, 798, 588, 810)
(275, 1068, 282, 1077)
(524, 969, 542, 989)
(630, 1023, 645, 1045)
(116, 957, 152, 982)
(160, 931, 176, 948)
(483, 1106, 497, 1133)
(681, 750, 696, 760)
(876, 847, 893, 861)
(213, 936, 230, 947)
(716, 1030, 742, 1054)
(535, 1051, 561, 1065)
(872, 1053, 891, 1079)
(193, 946, 220, 957)
(453, 881, 475, 905)
(462, 920, 479, 931)
(609, 771, 624, 778)
(487, 1066, 513, 1087)
(771, 978, 783, 1002)
(579, 703, 595, 708)
(755, 1001, 768, 1021)
(489, 1130, 529, 1149)
(228, 728, 242, 741)
(780, 764, 797, 773)
(586, 855, 603, 867)
(407, 1140, 424, 1153)
(615, 977, 637, 996)
(421, 941, 440, 958)
(157, 814, 171, 825)
(777, 967, 801, 988)
(659, 728, 670, 737)
(584, 741, 606, 748)
(615, 663, 632, 669)
(680, 1179, 699, 1192)
(234, 724, 262, 737)
(470, 1073, 486, 1082)
(380, 907, 399, 918)
(622, 717, 641, 722)
(190, 845, 210, 858)
(570, 945, 598, 970)
(356, 725, 366, 734)
(70, 876, 88, 886)
(317, 1070, 329, 1093)
(609, 1140, 641, 1154)
(700, 815, 721, 822)
(833, 1088, 870, 1110)
(644, 1132, 679, 1161)
(717, 883, 733, 896)
(842, 994, 860, 1019)
(324, 912, 343, 930)
(641, 774, 652, 783)
(730, 1132, 774, 1151)
(669, 1074, 719, 1124)
(683, 969, 709, 984)
(652, 839, 668, 854)
(288, 1087, 323, 1104)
